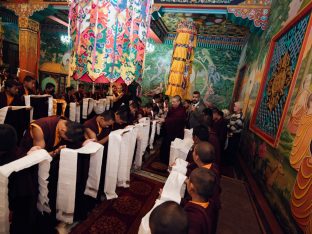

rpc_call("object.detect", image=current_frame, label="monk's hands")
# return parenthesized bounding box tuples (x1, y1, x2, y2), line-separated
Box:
(51, 145, 66, 157)
(83, 138, 95, 146)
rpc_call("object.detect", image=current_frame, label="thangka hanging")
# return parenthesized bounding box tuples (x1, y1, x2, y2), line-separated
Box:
(165, 20, 197, 99)
(69, 0, 151, 85)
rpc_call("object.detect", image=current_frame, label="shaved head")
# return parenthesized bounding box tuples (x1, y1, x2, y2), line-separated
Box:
(189, 168, 217, 201)
(194, 142, 215, 164)
(149, 201, 188, 234)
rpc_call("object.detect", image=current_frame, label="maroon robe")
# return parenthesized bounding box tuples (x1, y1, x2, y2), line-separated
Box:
(164, 105, 187, 138)
(84, 116, 111, 140)
(184, 202, 214, 234)
(212, 118, 228, 153)
(18, 116, 61, 156)
(0, 92, 22, 108)
(208, 131, 221, 165)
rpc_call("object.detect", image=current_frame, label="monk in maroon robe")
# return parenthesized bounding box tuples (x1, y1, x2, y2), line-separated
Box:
(84, 110, 115, 200)
(160, 95, 187, 164)
(184, 168, 217, 234)
(17, 116, 85, 232)
(212, 108, 228, 155)
(0, 79, 22, 108)
(112, 107, 130, 130)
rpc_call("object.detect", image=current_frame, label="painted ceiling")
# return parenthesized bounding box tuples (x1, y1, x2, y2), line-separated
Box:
(161, 13, 249, 37)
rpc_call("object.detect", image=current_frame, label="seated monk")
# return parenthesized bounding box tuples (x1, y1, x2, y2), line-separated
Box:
(84, 110, 115, 145)
(18, 75, 35, 97)
(184, 168, 217, 234)
(149, 201, 188, 234)
(0, 79, 23, 108)
(186, 125, 210, 164)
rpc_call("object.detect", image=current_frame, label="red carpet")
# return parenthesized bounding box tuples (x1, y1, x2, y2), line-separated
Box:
(142, 149, 169, 177)
(70, 174, 163, 234)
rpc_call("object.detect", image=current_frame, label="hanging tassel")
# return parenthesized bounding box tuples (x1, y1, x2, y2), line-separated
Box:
(92, 82, 95, 94)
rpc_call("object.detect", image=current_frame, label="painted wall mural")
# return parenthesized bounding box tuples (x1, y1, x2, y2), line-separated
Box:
(2, 23, 18, 44)
(237, 0, 312, 233)
(141, 40, 242, 108)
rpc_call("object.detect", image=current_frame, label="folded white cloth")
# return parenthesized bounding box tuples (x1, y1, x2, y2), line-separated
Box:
(104, 127, 136, 199)
(161, 171, 187, 204)
(171, 158, 188, 175)
(106, 96, 113, 108)
(0, 107, 9, 124)
(149, 120, 157, 150)
(138, 169, 187, 234)
(0, 149, 52, 234)
(69, 103, 80, 122)
(56, 142, 104, 224)
(134, 118, 151, 169)
(138, 199, 165, 234)
(82, 98, 94, 119)
(93, 99, 107, 114)
(24, 95, 53, 121)
(117, 126, 138, 188)
(184, 128, 193, 140)
(156, 121, 161, 135)
(169, 138, 193, 165)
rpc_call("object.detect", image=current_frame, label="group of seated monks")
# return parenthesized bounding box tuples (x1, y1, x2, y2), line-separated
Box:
(147, 126, 221, 234)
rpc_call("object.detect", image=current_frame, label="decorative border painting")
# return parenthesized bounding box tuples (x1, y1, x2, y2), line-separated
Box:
(250, 4, 312, 147)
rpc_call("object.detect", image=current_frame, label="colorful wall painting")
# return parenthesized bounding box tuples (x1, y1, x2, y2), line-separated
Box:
(250, 8, 312, 147)
(141, 40, 242, 108)
(237, 0, 312, 232)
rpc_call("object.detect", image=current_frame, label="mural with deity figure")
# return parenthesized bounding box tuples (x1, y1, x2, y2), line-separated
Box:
(237, 0, 312, 233)
(142, 40, 242, 109)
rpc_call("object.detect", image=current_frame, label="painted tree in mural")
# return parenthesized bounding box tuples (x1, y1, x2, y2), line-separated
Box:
(68, 0, 151, 85)
(166, 20, 197, 99)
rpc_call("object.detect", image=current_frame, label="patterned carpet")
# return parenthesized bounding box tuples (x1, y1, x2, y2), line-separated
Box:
(70, 174, 163, 234)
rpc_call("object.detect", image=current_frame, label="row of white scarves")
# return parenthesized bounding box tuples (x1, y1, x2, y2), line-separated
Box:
(104, 117, 151, 199)
(138, 158, 189, 234)
(0, 142, 104, 234)
(70, 97, 114, 122)
(0, 94, 55, 124)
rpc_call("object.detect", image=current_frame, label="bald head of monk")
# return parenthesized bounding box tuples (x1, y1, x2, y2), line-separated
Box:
(193, 141, 215, 167)
(187, 167, 217, 202)
(149, 201, 188, 234)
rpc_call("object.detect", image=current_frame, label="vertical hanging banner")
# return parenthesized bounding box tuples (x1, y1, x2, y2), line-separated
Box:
(165, 20, 197, 99)
(69, 0, 152, 85)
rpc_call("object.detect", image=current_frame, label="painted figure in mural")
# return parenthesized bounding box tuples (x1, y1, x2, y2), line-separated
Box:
(288, 74, 312, 134)
(290, 93, 312, 171)
(291, 140, 312, 234)
(208, 65, 221, 84)
(265, 160, 285, 190)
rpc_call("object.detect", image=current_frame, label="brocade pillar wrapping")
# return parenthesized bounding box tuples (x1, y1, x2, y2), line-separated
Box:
(69, 0, 152, 85)
(18, 17, 40, 82)
(165, 21, 197, 100)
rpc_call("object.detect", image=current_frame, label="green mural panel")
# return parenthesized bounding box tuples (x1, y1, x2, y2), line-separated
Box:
(142, 40, 242, 109)
(40, 30, 70, 68)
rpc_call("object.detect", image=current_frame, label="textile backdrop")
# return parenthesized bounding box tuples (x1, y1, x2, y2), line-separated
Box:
(69, 0, 151, 85)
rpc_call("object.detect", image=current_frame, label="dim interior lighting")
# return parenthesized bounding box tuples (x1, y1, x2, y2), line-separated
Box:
(61, 35, 71, 45)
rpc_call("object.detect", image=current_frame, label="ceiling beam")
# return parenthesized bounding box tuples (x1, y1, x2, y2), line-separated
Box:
(47, 15, 68, 27)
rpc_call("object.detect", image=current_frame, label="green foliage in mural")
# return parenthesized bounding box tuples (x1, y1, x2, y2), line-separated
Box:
(3, 23, 18, 44)
(142, 40, 241, 109)
(40, 30, 70, 65)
